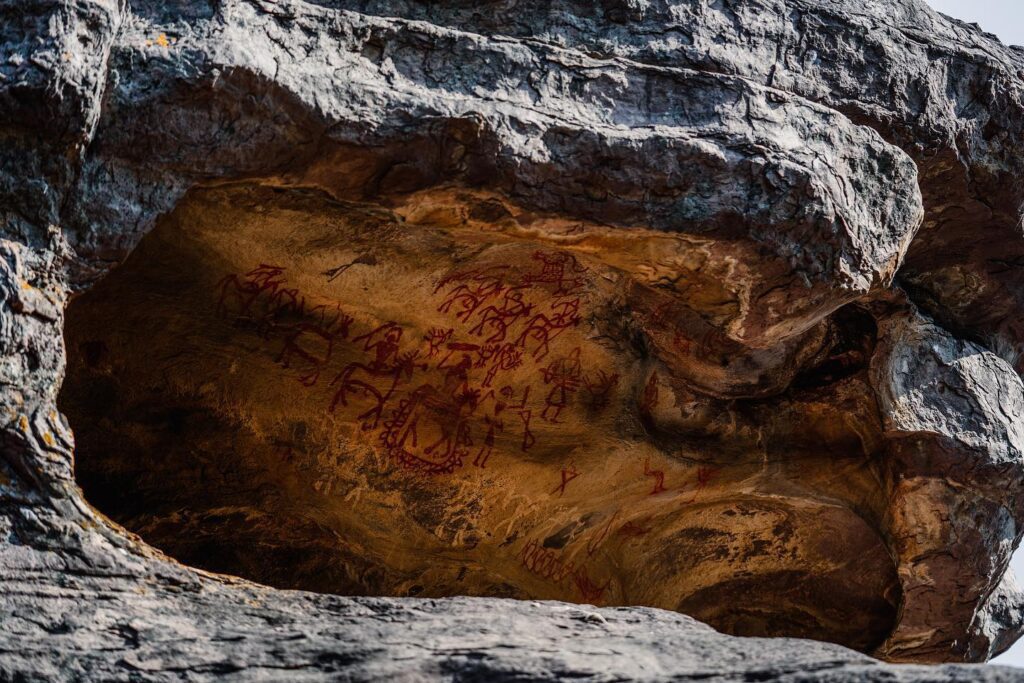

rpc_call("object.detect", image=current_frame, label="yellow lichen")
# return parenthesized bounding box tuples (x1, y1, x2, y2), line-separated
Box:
(156, 33, 170, 48)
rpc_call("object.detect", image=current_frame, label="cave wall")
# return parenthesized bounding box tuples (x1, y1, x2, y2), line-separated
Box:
(59, 183, 902, 652)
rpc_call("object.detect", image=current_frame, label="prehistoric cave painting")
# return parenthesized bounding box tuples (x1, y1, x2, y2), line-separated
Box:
(681, 466, 719, 504)
(519, 537, 613, 604)
(468, 287, 533, 344)
(515, 297, 582, 361)
(277, 305, 353, 387)
(571, 567, 612, 604)
(323, 253, 378, 282)
(435, 341, 481, 372)
(473, 383, 541, 467)
(519, 250, 589, 296)
(616, 518, 653, 538)
(539, 347, 582, 424)
(478, 343, 524, 389)
(582, 369, 619, 411)
(217, 265, 360, 389)
(207, 246, 727, 590)
(216, 263, 289, 322)
(644, 301, 699, 356)
(61, 186, 908, 656)
(640, 372, 660, 413)
(435, 251, 587, 361)
(211, 246, 608, 478)
(330, 325, 426, 430)
(643, 457, 667, 495)
(423, 327, 454, 358)
(585, 510, 620, 557)
(435, 264, 511, 323)
(380, 380, 478, 474)
(520, 538, 577, 583)
(552, 462, 581, 496)
(497, 384, 536, 453)
(472, 397, 503, 469)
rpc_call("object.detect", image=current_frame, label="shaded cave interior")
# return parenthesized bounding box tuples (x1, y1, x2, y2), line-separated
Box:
(60, 181, 902, 653)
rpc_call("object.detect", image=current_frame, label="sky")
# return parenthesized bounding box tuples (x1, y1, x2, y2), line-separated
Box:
(927, 0, 1024, 46)
(924, 0, 1023, 669)
(994, 549, 1024, 667)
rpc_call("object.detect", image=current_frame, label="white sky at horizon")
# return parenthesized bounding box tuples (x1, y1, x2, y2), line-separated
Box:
(923, 0, 1023, 669)
(927, 1, 1024, 47)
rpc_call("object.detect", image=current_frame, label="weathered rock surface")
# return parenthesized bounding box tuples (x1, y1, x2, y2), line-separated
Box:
(4, 0, 1024, 679)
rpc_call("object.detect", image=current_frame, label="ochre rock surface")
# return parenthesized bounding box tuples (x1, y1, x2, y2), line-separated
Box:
(4, 0, 1024, 679)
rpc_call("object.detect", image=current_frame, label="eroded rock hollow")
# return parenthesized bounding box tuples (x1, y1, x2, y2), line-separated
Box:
(62, 183, 903, 652)
(5, 0, 1024, 679)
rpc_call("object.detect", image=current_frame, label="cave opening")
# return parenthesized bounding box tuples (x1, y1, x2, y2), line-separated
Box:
(60, 181, 900, 653)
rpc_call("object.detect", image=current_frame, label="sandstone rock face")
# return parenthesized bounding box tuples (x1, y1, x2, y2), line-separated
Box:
(4, 0, 1024, 679)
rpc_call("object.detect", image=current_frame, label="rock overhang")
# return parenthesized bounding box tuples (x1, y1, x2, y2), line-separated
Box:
(2, 0, 1024, 678)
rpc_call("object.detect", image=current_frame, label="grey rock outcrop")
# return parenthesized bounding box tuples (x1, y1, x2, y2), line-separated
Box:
(4, 0, 1024, 679)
